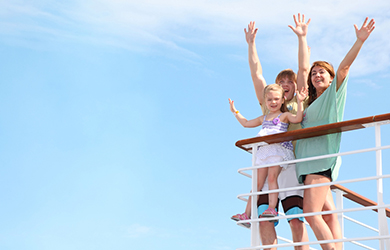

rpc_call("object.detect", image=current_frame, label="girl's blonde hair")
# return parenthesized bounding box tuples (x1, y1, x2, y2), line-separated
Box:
(263, 84, 288, 112)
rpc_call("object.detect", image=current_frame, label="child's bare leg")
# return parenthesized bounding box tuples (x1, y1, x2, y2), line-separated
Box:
(267, 166, 282, 209)
(244, 167, 268, 217)
(244, 195, 251, 216)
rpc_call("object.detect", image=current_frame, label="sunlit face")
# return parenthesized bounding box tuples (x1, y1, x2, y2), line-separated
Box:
(265, 90, 284, 112)
(311, 66, 333, 92)
(277, 76, 296, 101)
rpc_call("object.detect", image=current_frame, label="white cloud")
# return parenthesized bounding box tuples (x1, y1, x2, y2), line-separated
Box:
(0, 0, 389, 75)
(362, 79, 382, 90)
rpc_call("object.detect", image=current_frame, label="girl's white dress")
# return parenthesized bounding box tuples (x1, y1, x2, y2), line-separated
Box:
(255, 114, 295, 168)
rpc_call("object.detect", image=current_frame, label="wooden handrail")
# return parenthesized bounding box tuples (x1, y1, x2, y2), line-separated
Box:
(235, 113, 390, 218)
(236, 113, 390, 152)
(331, 184, 390, 218)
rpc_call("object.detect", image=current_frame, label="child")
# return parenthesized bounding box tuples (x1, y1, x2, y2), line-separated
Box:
(230, 83, 307, 225)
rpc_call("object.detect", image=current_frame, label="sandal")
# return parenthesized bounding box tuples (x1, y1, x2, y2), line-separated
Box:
(231, 213, 249, 221)
(262, 208, 278, 217)
(261, 208, 278, 222)
(231, 213, 250, 228)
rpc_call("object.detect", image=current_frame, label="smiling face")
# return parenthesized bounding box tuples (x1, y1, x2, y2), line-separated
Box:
(275, 69, 297, 102)
(307, 61, 335, 104)
(310, 65, 333, 92)
(265, 89, 284, 113)
(277, 76, 296, 101)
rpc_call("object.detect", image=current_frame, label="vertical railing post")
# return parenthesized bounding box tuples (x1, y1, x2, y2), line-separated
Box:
(335, 188, 345, 249)
(251, 144, 260, 247)
(374, 124, 390, 250)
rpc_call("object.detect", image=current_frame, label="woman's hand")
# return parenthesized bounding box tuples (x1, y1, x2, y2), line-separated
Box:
(288, 13, 311, 37)
(355, 17, 375, 43)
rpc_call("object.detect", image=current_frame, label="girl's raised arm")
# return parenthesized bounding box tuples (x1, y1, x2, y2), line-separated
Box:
(284, 87, 308, 124)
(229, 98, 263, 128)
(336, 18, 375, 90)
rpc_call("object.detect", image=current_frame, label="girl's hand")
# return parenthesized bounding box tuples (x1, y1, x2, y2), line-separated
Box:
(288, 13, 311, 37)
(244, 21, 258, 44)
(355, 18, 375, 43)
(296, 87, 308, 102)
(228, 98, 237, 113)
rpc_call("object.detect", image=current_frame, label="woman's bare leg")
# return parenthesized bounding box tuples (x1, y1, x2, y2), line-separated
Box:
(303, 174, 336, 250)
(322, 189, 342, 250)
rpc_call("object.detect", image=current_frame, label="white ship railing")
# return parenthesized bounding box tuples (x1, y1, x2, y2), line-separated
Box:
(234, 113, 390, 249)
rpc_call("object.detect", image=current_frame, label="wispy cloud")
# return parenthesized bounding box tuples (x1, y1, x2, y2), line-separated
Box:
(362, 79, 382, 89)
(0, 0, 389, 75)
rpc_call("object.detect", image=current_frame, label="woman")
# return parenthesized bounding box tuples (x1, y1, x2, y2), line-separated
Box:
(292, 16, 375, 250)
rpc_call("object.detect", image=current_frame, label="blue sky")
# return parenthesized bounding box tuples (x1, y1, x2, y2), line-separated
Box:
(0, 1, 389, 250)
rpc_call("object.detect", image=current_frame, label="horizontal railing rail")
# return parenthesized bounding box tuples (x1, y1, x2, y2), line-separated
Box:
(236, 113, 390, 151)
(237, 235, 390, 250)
(234, 113, 390, 249)
(331, 184, 390, 218)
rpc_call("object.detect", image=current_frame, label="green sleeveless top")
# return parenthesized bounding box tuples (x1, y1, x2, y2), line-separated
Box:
(295, 73, 349, 184)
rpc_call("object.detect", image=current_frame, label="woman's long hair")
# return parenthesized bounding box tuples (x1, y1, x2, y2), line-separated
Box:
(307, 61, 335, 105)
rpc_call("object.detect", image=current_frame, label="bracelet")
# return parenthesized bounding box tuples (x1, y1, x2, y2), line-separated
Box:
(234, 110, 239, 116)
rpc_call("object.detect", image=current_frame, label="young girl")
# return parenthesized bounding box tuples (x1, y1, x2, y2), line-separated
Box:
(230, 84, 307, 225)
